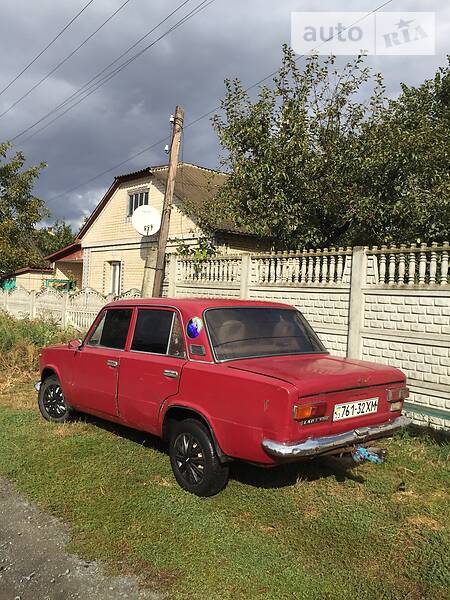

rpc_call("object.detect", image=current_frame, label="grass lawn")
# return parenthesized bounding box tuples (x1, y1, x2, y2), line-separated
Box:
(0, 377, 449, 600)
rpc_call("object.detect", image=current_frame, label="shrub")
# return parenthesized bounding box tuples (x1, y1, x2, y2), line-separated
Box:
(0, 311, 77, 377)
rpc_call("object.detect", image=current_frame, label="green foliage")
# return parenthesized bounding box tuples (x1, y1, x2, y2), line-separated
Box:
(0, 142, 47, 274)
(34, 219, 75, 257)
(176, 237, 216, 274)
(204, 47, 450, 249)
(0, 311, 77, 374)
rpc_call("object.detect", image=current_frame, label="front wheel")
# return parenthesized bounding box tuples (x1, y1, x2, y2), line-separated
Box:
(169, 419, 229, 497)
(38, 375, 72, 423)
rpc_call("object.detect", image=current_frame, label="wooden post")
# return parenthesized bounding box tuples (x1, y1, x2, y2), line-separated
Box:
(151, 105, 184, 297)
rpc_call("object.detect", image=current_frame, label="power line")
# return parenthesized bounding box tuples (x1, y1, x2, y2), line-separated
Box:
(0, 0, 95, 98)
(11, 0, 194, 141)
(0, 0, 134, 121)
(49, 0, 394, 203)
(13, 0, 213, 143)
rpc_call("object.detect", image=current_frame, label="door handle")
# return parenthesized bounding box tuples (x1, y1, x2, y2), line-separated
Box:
(106, 359, 119, 368)
(163, 369, 178, 379)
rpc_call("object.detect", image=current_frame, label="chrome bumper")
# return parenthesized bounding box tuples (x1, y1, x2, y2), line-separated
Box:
(34, 381, 41, 392)
(262, 416, 411, 459)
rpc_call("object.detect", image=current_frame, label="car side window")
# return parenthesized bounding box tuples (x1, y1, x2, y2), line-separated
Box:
(131, 309, 185, 357)
(86, 309, 132, 350)
(87, 312, 106, 347)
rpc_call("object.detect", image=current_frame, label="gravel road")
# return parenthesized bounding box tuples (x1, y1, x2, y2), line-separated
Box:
(0, 478, 162, 600)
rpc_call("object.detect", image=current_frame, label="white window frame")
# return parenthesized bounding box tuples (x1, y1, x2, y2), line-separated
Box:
(110, 261, 121, 296)
(127, 188, 149, 218)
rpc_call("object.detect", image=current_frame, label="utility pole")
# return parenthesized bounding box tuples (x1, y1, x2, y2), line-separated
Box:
(142, 105, 184, 297)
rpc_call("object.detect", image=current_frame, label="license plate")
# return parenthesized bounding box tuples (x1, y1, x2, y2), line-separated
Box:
(333, 397, 379, 421)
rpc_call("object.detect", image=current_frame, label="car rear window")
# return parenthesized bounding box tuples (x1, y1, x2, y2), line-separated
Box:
(131, 309, 185, 357)
(205, 307, 326, 361)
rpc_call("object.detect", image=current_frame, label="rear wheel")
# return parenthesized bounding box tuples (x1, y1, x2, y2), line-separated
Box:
(38, 375, 72, 423)
(169, 419, 229, 497)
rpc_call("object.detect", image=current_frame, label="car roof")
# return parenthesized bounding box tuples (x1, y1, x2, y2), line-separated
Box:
(105, 297, 294, 312)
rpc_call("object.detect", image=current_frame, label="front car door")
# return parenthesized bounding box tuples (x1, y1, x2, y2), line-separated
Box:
(69, 307, 133, 416)
(117, 308, 187, 433)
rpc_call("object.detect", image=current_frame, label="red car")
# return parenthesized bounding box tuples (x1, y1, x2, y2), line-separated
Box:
(36, 298, 410, 496)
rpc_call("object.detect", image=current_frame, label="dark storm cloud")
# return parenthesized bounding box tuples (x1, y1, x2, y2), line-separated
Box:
(0, 0, 448, 230)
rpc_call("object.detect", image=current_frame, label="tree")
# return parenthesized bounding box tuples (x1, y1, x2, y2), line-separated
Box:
(0, 143, 47, 274)
(34, 220, 75, 257)
(198, 47, 449, 248)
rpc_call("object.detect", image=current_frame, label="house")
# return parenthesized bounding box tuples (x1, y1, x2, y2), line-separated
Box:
(0, 163, 267, 296)
(0, 266, 54, 292)
(0, 243, 83, 292)
(75, 162, 267, 295)
(44, 241, 83, 289)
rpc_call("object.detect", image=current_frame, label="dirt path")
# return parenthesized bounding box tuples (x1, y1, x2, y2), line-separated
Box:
(0, 478, 162, 600)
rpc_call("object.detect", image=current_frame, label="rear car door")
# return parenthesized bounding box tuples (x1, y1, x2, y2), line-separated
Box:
(69, 307, 133, 416)
(117, 308, 187, 433)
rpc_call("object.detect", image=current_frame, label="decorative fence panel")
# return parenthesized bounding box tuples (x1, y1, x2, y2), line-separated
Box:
(35, 288, 65, 323)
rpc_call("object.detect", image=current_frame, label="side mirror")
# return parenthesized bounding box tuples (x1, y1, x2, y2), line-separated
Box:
(68, 338, 83, 351)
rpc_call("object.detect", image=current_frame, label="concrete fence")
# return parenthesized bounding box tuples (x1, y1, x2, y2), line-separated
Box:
(175, 243, 450, 430)
(1, 242, 449, 429)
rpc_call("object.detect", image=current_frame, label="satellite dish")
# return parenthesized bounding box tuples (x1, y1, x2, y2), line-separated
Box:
(132, 205, 161, 236)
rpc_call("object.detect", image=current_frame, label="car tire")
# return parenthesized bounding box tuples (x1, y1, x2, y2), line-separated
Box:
(169, 418, 229, 497)
(38, 374, 73, 423)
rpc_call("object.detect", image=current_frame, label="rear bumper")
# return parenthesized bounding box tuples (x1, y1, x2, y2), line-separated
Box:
(262, 415, 410, 459)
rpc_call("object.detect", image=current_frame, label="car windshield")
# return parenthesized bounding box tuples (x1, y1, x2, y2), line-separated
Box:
(205, 307, 327, 361)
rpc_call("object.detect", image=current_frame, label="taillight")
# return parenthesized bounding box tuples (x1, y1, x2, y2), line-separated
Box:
(387, 386, 409, 411)
(293, 402, 327, 422)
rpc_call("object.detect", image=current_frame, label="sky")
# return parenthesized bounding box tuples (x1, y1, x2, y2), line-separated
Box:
(0, 0, 449, 231)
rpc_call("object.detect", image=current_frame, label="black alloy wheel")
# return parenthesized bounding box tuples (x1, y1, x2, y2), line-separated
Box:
(169, 419, 229, 497)
(38, 375, 72, 423)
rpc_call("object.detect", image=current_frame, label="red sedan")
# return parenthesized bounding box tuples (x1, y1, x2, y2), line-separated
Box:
(36, 298, 410, 496)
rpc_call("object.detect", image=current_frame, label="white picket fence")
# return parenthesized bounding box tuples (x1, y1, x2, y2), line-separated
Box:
(0, 286, 142, 330)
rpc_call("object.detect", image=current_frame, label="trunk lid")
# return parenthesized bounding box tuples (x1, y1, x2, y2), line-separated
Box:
(227, 354, 404, 395)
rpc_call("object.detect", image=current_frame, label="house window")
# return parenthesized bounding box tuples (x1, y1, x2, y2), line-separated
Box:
(128, 190, 149, 216)
(110, 261, 121, 296)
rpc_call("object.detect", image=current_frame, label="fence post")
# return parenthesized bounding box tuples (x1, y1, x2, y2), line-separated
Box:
(240, 253, 251, 299)
(61, 292, 69, 327)
(168, 254, 177, 297)
(30, 290, 36, 319)
(347, 246, 366, 359)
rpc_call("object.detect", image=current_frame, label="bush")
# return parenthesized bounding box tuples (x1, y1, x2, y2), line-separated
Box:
(0, 311, 77, 377)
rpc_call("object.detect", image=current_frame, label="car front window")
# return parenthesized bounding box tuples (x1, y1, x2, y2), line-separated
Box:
(86, 309, 132, 350)
(205, 307, 326, 361)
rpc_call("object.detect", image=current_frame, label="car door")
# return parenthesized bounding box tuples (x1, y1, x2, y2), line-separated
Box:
(69, 307, 133, 416)
(117, 308, 187, 433)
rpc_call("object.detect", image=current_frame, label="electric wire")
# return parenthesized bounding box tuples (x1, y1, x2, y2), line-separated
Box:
(11, 0, 195, 142)
(15, 0, 215, 144)
(0, 0, 95, 98)
(0, 0, 134, 120)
